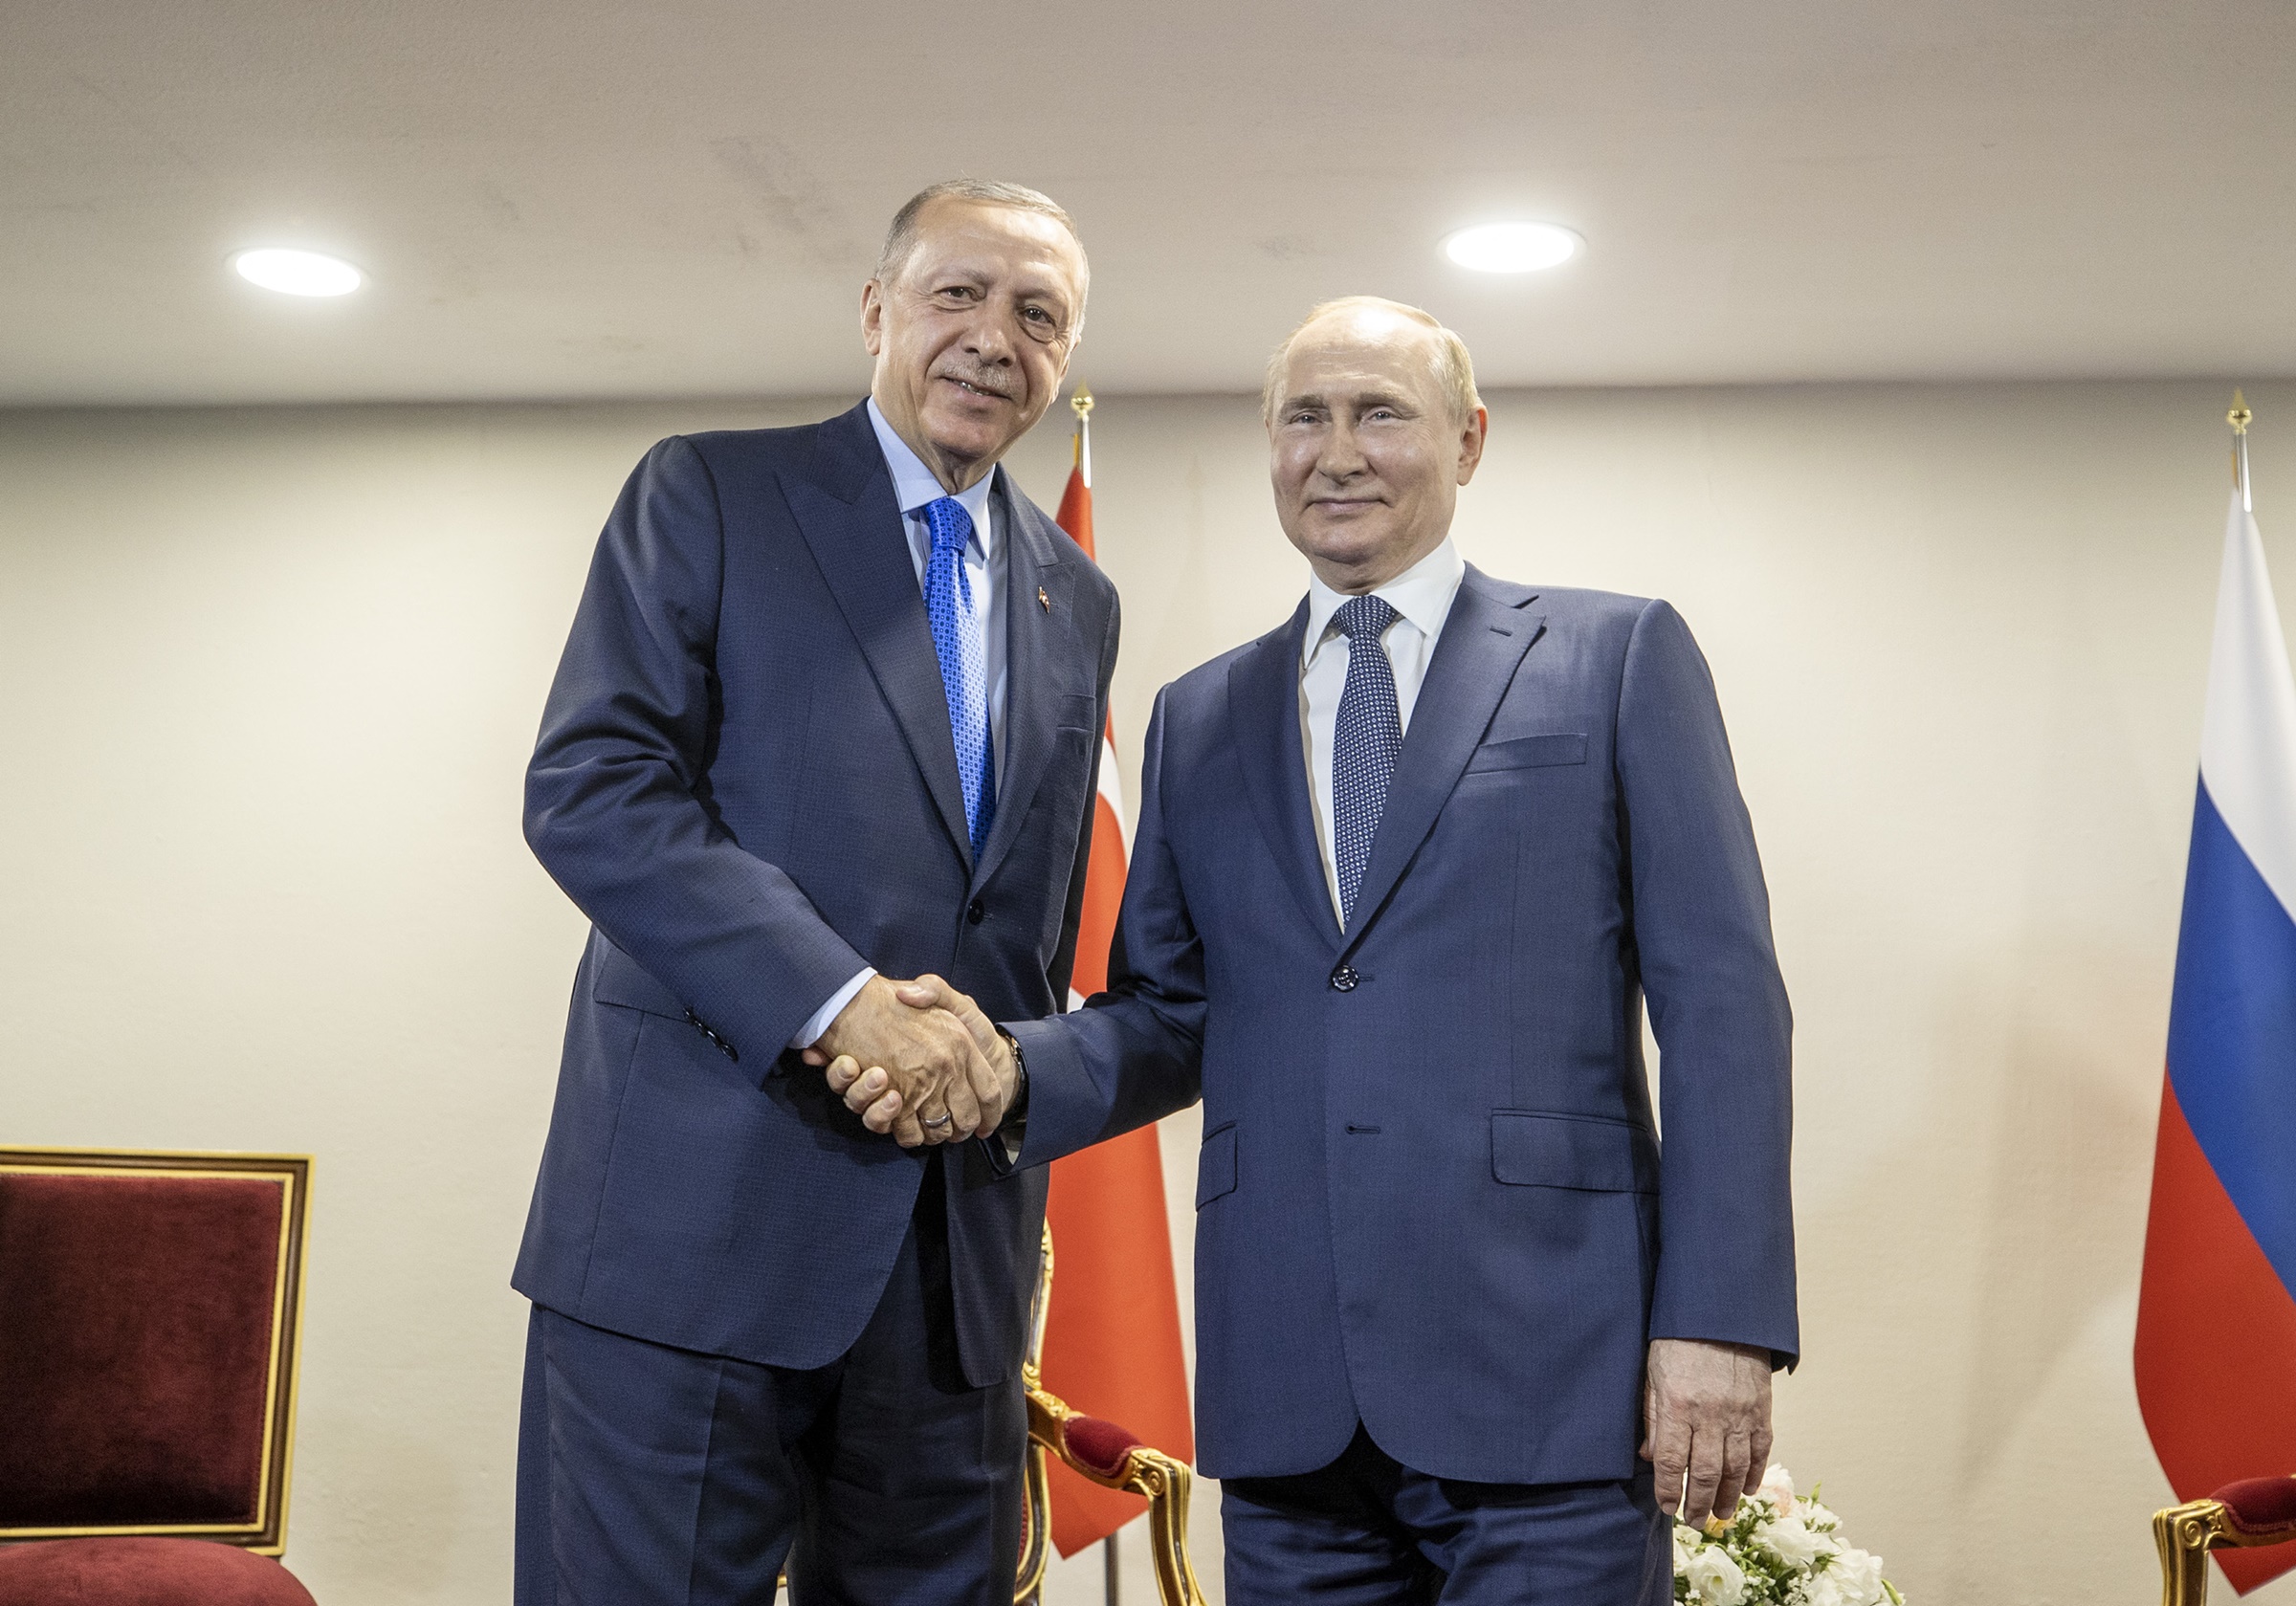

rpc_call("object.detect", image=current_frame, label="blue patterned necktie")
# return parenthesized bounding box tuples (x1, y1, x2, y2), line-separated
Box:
(1332, 594, 1402, 924)
(922, 496, 996, 859)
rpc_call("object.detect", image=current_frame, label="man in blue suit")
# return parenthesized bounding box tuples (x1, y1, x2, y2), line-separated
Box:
(514, 179, 1117, 1603)
(842, 297, 1796, 1602)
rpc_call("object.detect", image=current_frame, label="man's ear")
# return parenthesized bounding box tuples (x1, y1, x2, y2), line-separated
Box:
(860, 279, 885, 358)
(1456, 405, 1490, 486)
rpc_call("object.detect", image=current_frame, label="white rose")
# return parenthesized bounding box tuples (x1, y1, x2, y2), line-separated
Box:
(1683, 1546, 1749, 1606)
(1817, 1547, 1886, 1606)
(1804, 1574, 1852, 1606)
(1755, 1514, 1837, 1569)
(1755, 1464, 1799, 1513)
(1673, 1522, 1704, 1562)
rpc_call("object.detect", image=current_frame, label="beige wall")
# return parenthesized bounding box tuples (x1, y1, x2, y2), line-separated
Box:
(3, 381, 2291, 1604)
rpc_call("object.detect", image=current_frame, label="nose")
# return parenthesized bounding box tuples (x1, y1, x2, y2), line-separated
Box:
(960, 307, 1017, 366)
(1315, 419, 1368, 481)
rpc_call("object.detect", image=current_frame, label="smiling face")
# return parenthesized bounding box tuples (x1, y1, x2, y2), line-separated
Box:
(861, 198, 1087, 493)
(1268, 305, 1488, 593)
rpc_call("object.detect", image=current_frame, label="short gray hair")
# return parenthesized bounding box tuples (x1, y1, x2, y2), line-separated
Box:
(875, 179, 1087, 291)
(1263, 296, 1482, 427)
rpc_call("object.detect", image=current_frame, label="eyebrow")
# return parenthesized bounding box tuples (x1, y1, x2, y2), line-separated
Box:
(1010, 271, 1077, 311)
(926, 264, 1076, 319)
(1277, 389, 1419, 415)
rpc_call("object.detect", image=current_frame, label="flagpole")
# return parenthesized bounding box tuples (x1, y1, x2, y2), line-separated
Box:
(2230, 388, 2253, 513)
(1072, 385, 1094, 490)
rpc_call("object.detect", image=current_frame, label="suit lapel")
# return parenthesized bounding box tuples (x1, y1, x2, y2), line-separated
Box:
(1340, 568, 1545, 953)
(1228, 602, 1343, 951)
(972, 474, 1074, 890)
(780, 403, 973, 868)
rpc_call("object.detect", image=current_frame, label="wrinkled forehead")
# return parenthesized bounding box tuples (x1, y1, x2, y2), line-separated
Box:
(901, 200, 1088, 299)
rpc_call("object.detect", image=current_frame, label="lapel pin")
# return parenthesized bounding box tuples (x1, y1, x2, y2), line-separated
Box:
(1037, 586, 1050, 612)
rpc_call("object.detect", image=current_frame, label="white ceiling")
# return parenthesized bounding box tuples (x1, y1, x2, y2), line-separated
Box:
(6, 0, 2294, 406)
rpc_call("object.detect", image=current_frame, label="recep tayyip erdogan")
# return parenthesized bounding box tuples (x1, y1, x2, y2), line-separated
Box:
(516, 180, 1114, 1604)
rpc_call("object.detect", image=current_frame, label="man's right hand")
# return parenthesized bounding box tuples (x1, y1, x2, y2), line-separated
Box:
(825, 977, 1016, 1143)
(800, 974, 992, 1148)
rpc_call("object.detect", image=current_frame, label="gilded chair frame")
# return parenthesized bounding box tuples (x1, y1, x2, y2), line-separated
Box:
(0, 1147, 314, 1556)
(1015, 1226, 1204, 1606)
(2154, 1494, 2296, 1606)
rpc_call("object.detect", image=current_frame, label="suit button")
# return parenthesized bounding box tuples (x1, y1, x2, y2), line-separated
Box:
(1330, 966, 1358, 992)
(966, 898, 986, 925)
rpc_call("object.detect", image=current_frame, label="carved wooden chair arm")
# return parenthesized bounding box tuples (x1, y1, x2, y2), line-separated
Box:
(1019, 1367, 1205, 1606)
(2154, 1477, 2296, 1605)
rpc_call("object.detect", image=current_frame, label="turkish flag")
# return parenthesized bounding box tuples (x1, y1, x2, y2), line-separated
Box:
(1042, 439, 1196, 1555)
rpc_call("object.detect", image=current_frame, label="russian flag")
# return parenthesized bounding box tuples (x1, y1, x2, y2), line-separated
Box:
(2135, 489, 2296, 1595)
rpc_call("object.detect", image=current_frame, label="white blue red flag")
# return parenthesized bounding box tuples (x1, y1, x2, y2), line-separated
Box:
(2135, 487, 2296, 1595)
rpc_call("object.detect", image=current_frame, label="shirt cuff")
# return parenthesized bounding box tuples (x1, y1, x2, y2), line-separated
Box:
(790, 967, 874, 1050)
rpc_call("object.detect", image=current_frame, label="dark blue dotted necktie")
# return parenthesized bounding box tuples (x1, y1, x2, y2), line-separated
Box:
(1332, 594, 1402, 924)
(922, 496, 996, 860)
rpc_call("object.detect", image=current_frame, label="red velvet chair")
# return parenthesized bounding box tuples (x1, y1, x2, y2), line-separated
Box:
(1013, 1226, 1203, 1606)
(0, 1148, 317, 1606)
(2154, 1477, 2296, 1604)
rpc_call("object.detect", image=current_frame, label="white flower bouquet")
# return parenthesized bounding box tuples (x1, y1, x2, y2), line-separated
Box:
(1672, 1466, 1904, 1606)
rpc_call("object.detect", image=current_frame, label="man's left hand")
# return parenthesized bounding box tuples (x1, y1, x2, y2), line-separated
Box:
(1641, 1337, 1774, 1530)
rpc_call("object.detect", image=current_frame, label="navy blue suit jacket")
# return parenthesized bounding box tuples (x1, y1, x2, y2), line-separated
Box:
(1007, 568, 1795, 1483)
(516, 402, 1118, 1386)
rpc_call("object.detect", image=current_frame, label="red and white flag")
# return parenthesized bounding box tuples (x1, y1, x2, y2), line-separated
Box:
(1041, 392, 1197, 1555)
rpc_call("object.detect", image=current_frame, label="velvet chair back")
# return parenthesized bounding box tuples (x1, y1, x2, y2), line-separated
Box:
(0, 1150, 312, 1555)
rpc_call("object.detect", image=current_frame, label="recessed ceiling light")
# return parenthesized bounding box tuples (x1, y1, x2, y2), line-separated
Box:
(1442, 222, 1582, 275)
(232, 248, 364, 297)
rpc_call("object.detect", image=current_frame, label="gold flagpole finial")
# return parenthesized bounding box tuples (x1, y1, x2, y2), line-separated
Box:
(1070, 385, 1094, 487)
(2229, 388, 2254, 513)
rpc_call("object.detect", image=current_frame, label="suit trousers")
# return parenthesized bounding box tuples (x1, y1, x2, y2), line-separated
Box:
(1220, 1425, 1672, 1606)
(514, 1157, 1027, 1606)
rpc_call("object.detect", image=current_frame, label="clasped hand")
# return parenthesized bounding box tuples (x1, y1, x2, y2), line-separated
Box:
(801, 974, 1012, 1149)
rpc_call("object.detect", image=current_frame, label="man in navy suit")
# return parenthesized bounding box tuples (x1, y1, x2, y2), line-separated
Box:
(514, 179, 1116, 1603)
(842, 297, 1797, 1603)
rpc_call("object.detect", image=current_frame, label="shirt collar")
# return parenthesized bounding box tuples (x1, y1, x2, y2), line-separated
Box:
(867, 397, 996, 549)
(1302, 538, 1468, 667)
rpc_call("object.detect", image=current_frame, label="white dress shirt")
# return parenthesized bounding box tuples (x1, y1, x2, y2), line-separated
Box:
(792, 401, 1009, 1048)
(1299, 538, 1468, 922)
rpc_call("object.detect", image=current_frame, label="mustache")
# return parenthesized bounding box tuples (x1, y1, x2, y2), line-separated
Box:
(932, 362, 1016, 401)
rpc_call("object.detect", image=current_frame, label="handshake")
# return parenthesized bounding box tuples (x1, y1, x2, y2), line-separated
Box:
(799, 974, 1015, 1148)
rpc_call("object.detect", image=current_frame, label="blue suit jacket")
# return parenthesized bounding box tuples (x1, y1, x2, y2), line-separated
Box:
(1007, 568, 1795, 1483)
(515, 402, 1118, 1386)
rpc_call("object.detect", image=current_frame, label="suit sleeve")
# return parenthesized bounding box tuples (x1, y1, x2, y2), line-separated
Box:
(1003, 684, 1206, 1164)
(1617, 599, 1799, 1366)
(523, 436, 867, 1069)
